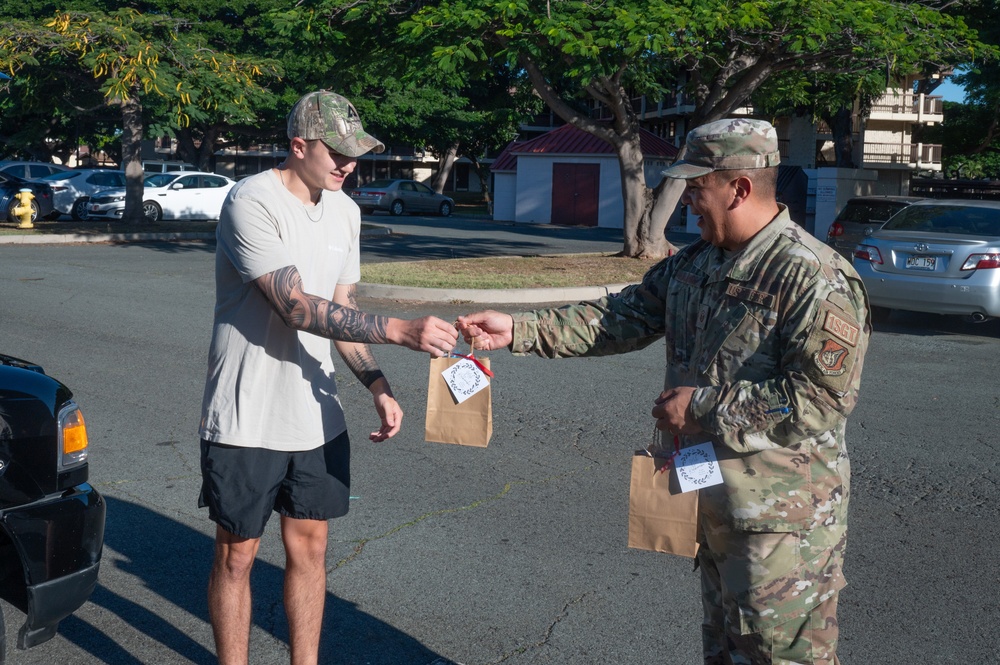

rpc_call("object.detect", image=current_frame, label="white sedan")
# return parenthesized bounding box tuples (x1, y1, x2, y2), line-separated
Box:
(89, 172, 235, 222)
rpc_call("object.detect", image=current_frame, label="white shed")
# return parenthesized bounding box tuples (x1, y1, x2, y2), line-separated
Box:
(490, 124, 678, 228)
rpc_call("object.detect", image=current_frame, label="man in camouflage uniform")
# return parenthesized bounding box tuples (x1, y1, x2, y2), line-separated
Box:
(457, 118, 870, 664)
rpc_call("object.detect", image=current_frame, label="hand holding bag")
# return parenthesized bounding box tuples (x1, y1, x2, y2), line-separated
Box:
(424, 344, 493, 448)
(627, 434, 700, 558)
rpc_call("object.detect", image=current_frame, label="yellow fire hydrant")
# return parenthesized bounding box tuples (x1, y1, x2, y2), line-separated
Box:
(13, 188, 35, 229)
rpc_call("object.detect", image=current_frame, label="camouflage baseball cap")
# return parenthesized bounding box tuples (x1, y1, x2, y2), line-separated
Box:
(287, 90, 385, 158)
(661, 118, 780, 179)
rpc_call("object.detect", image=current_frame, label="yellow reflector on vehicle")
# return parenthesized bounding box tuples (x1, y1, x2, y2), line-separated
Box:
(63, 410, 89, 454)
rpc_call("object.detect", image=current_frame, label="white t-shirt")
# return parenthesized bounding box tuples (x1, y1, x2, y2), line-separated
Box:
(199, 170, 361, 451)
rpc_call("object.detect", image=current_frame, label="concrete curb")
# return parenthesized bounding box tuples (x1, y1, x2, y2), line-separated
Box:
(0, 231, 216, 245)
(357, 281, 634, 304)
(3, 225, 644, 304)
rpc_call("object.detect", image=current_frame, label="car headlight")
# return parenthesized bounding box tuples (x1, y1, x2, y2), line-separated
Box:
(57, 401, 90, 470)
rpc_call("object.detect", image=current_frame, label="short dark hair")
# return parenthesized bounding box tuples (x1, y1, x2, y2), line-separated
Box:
(711, 166, 778, 199)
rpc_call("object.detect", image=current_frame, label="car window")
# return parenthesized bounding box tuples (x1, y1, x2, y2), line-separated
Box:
(88, 172, 125, 187)
(144, 174, 176, 187)
(203, 176, 229, 188)
(27, 164, 57, 178)
(1, 165, 27, 178)
(837, 201, 909, 224)
(365, 179, 393, 188)
(414, 183, 435, 195)
(40, 171, 77, 182)
(882, 205, 1000, 236)
(400, 182, 416, 192)
(176, 175, 200, 189)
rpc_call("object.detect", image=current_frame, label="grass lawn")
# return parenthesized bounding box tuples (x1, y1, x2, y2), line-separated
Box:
(361, 253, 661, 289)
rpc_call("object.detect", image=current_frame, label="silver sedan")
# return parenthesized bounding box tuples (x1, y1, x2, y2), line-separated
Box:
(348, 179, 454, 217)
(853, 199, 1000, 322)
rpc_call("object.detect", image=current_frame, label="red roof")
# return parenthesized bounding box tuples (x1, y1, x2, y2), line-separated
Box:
(491, 124, 678, 173)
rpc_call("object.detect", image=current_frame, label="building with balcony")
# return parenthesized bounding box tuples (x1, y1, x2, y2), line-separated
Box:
(635, 74, 944, 238)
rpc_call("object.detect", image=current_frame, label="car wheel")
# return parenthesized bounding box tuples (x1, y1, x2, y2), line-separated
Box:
(8, 199, 39, 223)
(438, 201, 452, 217)
(360, 207, 373, 215)
(870, 306, 892, 323)
(71, 198, 90, 221)
(143, 201, 162, 223)
(389, 200, 405, 216)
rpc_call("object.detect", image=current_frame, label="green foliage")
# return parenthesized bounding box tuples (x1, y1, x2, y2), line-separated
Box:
(943, 152, 1000, 180)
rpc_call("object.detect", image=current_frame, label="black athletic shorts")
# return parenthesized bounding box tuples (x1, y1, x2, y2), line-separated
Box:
(198, 431, 350, 539)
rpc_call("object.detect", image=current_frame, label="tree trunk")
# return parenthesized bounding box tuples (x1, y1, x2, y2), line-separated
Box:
(431, 141, 460, 194)
(618, 132, 684, 259)
(469, 156, 491, 205)
(825, 107, 856, 168)
(120, 91, 145, 224)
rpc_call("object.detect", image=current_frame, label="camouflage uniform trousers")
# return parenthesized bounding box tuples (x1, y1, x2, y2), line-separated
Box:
(698, 519, 847, 665)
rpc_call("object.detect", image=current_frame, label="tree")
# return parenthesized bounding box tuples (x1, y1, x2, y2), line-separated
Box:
(273, 1, 542, 201)
(0, 9, 273, 222)
(401, 0, 986, 258)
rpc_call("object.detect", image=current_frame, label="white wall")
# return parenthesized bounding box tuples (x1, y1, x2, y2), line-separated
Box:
(513, 155, 624, 227)
(812, 168, 883, 240)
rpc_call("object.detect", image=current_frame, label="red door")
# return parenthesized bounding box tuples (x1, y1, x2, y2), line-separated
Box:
(551, 163, 599, 226)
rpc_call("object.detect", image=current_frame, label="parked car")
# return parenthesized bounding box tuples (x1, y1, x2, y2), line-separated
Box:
(0, 161, 69, 180)
(825, 196, 923, 257)
(0, 353, 105, 660)
(34, 168, 127, 220)
(0, 172, 56, 223)
(349, 179, 454, 217)
(89, 171, 236, 222)
(853, 199, 1000, 322)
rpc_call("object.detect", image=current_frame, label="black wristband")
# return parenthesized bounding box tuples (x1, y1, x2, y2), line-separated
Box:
(362, 370, 386, 390)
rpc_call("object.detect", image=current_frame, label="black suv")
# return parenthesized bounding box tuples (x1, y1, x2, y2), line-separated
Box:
(0, 354, 105, 660)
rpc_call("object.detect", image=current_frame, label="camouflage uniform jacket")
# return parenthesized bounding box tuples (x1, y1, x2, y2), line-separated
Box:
(510, 208, 870, 537)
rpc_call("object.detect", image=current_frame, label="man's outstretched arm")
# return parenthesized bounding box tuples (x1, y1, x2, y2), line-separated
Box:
(254, 265, 458, 355)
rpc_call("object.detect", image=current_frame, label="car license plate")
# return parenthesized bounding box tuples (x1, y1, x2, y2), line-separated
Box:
(906, 255, 936, 270)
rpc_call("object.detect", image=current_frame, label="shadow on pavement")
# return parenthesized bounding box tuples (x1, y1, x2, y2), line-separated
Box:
(55, 496, 443, 664)
(872, 310, 1000, 339)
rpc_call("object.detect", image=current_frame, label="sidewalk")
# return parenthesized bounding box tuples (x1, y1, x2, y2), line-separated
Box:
(0, 217, 698, 303)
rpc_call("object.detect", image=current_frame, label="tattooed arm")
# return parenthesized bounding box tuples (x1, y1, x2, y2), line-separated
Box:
(252, 265, 458, 355)
(332, 283, 387, 389)
(332, 283, 402, 441)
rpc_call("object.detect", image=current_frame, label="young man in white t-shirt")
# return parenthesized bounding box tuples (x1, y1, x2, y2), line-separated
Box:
(199, 90, 459, 665)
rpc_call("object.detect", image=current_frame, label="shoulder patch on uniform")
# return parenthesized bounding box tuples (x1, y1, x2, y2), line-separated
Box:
(814, 338, 850, 375)
(822, 310, 860, 347)
(726, 282, 775, 308)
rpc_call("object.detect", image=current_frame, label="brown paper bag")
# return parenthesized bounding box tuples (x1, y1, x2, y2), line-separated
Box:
(627, 452, 700, 557)
(425, 356, 492, 447)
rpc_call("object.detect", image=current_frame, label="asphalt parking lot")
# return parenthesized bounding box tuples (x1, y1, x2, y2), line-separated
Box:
(1, 238, 998, 664)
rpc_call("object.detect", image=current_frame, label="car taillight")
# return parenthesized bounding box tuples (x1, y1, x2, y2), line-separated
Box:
(57, 402, 90, 470)
(961, 253, 1000, 270)
(854, 245, 883, 264)
(827, 222, 844, 239)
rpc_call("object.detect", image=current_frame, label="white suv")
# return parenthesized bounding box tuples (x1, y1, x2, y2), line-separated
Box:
(35, 168, 127, 219)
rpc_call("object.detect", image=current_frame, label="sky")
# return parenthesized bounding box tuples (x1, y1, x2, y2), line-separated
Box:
(934, 78, 967, 103)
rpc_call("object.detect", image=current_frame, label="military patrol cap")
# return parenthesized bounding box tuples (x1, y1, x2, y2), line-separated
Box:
(287, 90, 385, 157)
(662, 118, 780, 179)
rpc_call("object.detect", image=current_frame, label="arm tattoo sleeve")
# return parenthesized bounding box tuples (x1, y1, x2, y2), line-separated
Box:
(254, 266, 391, 344)
(339, 345, 386, 389)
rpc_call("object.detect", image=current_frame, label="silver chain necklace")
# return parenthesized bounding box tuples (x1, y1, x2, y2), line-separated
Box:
(278, 166, 324, 222)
